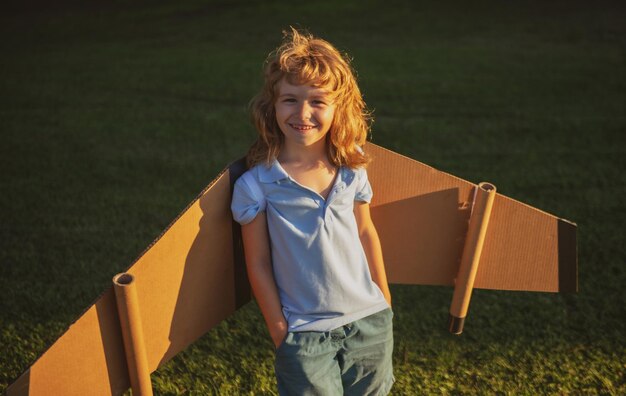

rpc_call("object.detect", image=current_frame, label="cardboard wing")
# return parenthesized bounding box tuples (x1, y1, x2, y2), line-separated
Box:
(6, 143, 577, 396)
(367, 145, 576, 332)
(368, 144, 577, 291)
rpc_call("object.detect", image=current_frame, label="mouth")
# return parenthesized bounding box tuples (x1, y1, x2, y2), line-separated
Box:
(289, 123, 316, 131)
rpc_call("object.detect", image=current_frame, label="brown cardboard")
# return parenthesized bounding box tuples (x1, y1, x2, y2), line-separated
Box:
(7, 166, 246, 396)
(367, 144, 577, 293)
(448, 182, 497, 334)
(7, 143, 577, 395)
(113, 273, 153, 396)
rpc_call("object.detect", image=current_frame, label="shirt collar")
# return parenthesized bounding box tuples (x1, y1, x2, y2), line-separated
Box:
(258, 159, 290, 183)
(340, 166, 356, 187)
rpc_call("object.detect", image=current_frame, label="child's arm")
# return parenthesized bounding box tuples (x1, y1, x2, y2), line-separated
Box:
(241, 212, 288, 348)
(354, 201, 392, 306)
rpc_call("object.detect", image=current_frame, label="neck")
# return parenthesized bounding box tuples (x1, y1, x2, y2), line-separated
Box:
(279, 137, 329, 166)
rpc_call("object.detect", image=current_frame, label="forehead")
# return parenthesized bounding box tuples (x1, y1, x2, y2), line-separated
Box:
(276, 78, 332, 97)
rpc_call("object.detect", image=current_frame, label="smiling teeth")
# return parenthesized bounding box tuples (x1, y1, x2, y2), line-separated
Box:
(290, 124, 315, 131)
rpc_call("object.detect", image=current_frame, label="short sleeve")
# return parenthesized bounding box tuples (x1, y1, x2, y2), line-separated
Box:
(231, 171, 266, 225)
(354, 168, 373, 203)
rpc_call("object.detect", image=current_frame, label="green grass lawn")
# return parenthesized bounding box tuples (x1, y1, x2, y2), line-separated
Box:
(1, 0, 625, 394)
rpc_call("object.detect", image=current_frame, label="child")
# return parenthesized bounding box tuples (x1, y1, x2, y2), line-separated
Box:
(231, 28, 394, 395)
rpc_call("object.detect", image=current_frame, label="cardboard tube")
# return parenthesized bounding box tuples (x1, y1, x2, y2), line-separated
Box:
(449, 182, 496, 334)
(113, 273, 153, 396)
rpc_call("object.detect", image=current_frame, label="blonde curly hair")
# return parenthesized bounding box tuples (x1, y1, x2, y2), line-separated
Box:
(247, 27, 372, 169)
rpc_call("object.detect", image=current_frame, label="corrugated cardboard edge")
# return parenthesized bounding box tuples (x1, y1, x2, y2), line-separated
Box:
(228, 158, 251, 308)
(558, 218, 578, 293)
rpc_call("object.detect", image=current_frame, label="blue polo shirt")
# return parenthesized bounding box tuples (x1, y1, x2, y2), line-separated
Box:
(231, 159, 389, 332)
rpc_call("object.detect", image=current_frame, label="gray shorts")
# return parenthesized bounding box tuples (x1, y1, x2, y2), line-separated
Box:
(275, 308, 394, 396)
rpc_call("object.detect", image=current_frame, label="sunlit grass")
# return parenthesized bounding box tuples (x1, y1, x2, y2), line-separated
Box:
(1, 1, 625, 394)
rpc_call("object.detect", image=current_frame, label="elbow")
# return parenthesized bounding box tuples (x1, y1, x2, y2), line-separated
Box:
(246, 258, 272, 273)
(358, 221, 378, 238)
(358, 229, 369, 241)
(358, 226, 377, 246)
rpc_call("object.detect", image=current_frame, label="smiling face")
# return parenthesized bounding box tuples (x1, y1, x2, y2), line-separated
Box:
(274, 78, 336, 151)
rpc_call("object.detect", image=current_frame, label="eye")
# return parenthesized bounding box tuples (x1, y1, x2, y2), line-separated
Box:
(282, 98, 296, 103)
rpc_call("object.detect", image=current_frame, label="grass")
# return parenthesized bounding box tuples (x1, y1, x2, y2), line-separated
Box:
(1, 0, 625, 394)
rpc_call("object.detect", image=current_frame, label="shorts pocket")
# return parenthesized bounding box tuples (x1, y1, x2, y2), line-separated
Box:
(275, 332, 293, 353)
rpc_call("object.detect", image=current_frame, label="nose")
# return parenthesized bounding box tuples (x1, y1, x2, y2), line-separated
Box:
(296, 101, 313, 119)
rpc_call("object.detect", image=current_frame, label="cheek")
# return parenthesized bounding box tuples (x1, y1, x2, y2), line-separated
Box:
(274, 105, 286, 123)
(324, 109, 336, 126)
